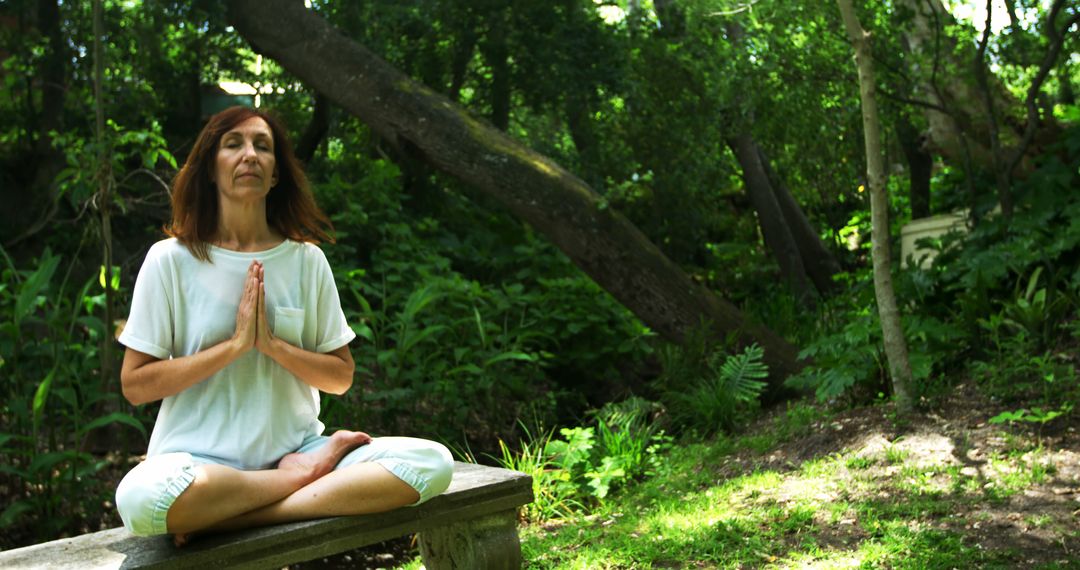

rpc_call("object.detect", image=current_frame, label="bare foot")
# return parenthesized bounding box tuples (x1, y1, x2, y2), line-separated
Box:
(277, 430, 372, 483)
(173, 532, 193, 548)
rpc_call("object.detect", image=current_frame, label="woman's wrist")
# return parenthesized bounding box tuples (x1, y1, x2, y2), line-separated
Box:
(227, 335, 252, 359)
(259, 335, 287, 361)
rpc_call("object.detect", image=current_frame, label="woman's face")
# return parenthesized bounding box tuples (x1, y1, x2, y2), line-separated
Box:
(213, 116, 278, 204)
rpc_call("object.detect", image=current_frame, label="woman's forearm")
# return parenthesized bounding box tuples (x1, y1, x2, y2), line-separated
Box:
(121, 339, 247, 406)
(263, 340, 354, 394)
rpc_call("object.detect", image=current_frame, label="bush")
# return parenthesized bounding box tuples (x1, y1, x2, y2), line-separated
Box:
(0, 247, 147, 546)
(495, 397, 670, 522)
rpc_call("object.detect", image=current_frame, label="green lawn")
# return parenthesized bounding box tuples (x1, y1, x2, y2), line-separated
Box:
(390, 400, 1079, 569)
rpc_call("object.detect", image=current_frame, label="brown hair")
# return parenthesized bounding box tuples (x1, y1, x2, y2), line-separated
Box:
(166, 106, 334, 261)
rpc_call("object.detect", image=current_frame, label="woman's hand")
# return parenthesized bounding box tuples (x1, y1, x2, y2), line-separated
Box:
(232, 260, 261, 352)
(255, 262, 276, 354)
(249, 263, 354, 394)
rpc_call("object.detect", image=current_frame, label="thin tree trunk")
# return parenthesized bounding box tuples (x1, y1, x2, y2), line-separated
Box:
(974, 0, 1013, 218)
(1007, 2, 1077, 180)
(897, 116, 933, 219)
(837, 0, 915, 414)
(756, 144, 842, 295)
(484, 12, 511, 132)
(565, 90, 601, 188)
(93, 0, 114, 397)
(226, 0, 803, 389)
(35, 0, 64, 158)
(448, 27, 476, 103)
(1058, 59, 1076, 106)
(723, 20, 823, 302)
(726, 135, 816, 306)
(295, 93, 331, 164)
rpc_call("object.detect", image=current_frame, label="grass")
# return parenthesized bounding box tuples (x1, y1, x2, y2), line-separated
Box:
(385, 400, 1078, 569)
(514, 403, 1074, 569)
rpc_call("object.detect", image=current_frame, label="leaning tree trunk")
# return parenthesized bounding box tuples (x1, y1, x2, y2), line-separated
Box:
(838, 0, 916, 414)
(225, 0, 803, 387)
(722, 19, 834, 301)
(756, 144, 842, 296)
(726, 134, 816, 306)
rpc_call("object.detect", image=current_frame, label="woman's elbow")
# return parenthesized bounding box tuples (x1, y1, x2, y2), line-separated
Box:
(328, 361, 354, 395)
(330, 372, 353, 395)
(120, 372, 147, 406)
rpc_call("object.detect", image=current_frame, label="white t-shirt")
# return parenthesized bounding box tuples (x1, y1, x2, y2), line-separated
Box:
(119, 238, 356, 469)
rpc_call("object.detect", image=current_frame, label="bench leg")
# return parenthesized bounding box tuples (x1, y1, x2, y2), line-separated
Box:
(418, 510, 522, 569)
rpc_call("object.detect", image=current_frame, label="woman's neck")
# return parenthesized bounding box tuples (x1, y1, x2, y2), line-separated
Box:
(214, 201, 281, 252)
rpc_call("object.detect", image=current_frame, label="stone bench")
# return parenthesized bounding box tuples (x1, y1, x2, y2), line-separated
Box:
(0, 462, 532, 569)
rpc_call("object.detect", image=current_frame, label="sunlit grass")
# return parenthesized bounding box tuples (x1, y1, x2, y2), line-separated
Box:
(509, 423, 1061, 569)
(389, 415, 1072, 569)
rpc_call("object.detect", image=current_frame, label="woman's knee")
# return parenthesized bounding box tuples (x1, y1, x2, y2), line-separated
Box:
(115, 453, 198, 536)
(420, 441, 454, 499)
(350, 437, 454, 504)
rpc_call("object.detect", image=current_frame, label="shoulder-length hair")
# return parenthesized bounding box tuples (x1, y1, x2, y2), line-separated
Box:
(166, 106, 334, 261)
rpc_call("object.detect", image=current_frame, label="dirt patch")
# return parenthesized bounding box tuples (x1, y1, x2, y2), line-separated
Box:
(720, 383, 1080, 567)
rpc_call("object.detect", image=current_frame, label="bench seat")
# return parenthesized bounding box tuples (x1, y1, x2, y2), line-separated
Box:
(0, 462, 532, 569)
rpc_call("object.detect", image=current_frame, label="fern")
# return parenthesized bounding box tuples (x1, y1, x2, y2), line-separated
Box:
(663, 343, 770, 434)
(711, 343, 768, 402)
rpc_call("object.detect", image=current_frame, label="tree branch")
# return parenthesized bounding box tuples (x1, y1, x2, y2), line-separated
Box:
(1007, 6, 1079, 178)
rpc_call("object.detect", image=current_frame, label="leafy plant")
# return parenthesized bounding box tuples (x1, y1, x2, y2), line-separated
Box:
(496, 425, 584, 522)
(495, 398, 670, 519)
(664, 343, 768, 434)
(998, 267, 1070, 349)
(989, 402, 1073, 446)
(0, 246, 148, 543)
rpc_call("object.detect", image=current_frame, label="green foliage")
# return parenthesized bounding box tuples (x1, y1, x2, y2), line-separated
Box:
(312, 158, 652, 445)
(995, 266, 1071, 349)
(496, 426, 584, 522)
(989, 404, 1073, 428)
(0, 246, 147, 543)
(662, 342, 768, 434)
(2, 0, 1077, 552)
(495, 397, 670, 521)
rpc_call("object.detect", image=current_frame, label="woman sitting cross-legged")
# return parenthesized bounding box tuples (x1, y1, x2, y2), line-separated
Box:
(115, 106, 453, 546)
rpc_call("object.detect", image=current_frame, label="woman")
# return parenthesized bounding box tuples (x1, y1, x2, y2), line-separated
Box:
(115, 106, 452, 545)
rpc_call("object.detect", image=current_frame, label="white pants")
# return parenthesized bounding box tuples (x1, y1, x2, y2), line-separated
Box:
(115, 436, 454, 536)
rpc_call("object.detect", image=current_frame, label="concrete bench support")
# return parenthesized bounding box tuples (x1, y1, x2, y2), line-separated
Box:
(0, 462, 532, 569)
(419, 510, 522, 569)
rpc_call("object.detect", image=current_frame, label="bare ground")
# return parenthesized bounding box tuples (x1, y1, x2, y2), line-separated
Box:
(716, 383, 1080, 568)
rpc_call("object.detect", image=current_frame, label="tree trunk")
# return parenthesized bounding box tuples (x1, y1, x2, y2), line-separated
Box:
(722, 20, 831, 301)
(225, 0, 803, 389)
(1058, 59, 1076, 106)
(756, 144, 842, 295)
(893, 0, 1042, 174)
(726, 134, 816, 306)
(448, 27, 476, 103)
(897, 116, 933, 219)
(565, 90, 601, 189)
(295, 93, 331, 164)
(838, 0, 915, 415)
(482, 12, 511, 132)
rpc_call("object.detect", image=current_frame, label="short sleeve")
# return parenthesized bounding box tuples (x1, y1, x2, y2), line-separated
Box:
(312, 248, 356, 354)
(118, 245, 174, 360)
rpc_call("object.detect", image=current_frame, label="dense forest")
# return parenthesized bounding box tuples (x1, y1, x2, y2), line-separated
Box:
(1, 0, 1079, 567)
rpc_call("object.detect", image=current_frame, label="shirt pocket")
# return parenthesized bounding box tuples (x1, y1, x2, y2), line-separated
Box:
(274, 307, 306, 348)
